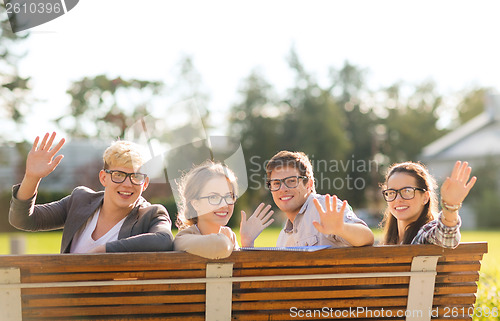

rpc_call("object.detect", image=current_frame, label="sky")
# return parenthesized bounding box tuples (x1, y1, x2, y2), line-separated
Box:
(11, 0, 500, 141)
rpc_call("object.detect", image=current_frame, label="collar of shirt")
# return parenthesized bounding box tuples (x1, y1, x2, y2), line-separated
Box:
(283, 193, 317, 233)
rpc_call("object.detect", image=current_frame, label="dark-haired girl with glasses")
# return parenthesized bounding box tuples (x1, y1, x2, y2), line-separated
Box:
(380, 161, 476, 247)
(174, 161, 274, 259)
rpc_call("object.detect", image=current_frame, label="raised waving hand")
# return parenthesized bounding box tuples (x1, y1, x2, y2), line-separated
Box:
(17, 132, 65, 200)
(441, 161, 477, 207)
(312, 194, 347, 236)
(25, 132, 66, 179)
(239, 203, 274, 247)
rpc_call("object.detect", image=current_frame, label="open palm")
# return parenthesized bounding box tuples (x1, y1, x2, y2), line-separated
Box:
(313, 194, 347, 236)
(25, 132, 65, 179)
(441, 161, 477, 206)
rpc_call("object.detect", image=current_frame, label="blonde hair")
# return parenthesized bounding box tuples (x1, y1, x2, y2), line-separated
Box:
(175, 161, 238, 230)
(102, 140, 146, 171)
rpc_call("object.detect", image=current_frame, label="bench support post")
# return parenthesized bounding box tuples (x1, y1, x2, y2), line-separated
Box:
(0, 268, 22, 321)
(406, 255, 440, 321)
(206, 263, 234, 321)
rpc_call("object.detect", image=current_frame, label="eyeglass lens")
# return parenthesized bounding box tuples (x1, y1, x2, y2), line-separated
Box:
(383, 187, 417, 201)
(269, 176, 301, 191)
(109, 170, 146, 185)
(205, 194, 235, 205)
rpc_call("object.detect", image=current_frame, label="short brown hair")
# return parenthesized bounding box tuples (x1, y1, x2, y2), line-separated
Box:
(266, 151, 315, 193)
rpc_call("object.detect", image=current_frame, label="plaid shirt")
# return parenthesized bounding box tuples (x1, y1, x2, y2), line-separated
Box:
(411, 212, 461, 248)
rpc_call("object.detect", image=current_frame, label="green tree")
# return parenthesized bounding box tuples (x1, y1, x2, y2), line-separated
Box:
(0, 6, 30, 143)
(228, 69, 282, 214)
(456, 87, 488, 125)
(329, 61, 379, 206)
(467, 157, 500, 228)
(59, 75, 163, 139)
(380, 81, 448, 162)
(282, 48, 351, 197)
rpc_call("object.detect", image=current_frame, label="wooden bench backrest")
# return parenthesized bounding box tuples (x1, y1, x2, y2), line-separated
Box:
(0, 242, 487, 321)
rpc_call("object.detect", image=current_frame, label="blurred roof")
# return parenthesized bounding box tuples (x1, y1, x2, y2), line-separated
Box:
(421, 92, 500, 161)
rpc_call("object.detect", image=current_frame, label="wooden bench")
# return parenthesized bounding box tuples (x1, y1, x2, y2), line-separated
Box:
(0, 242, 487, 321)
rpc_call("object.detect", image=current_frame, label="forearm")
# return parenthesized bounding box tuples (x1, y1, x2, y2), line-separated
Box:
(441, 208, 460, 227)
(336, 223, 374, 246)
(412, 216, 460, 248)
(106, 232, 174, 252)
(174, 233, 234, 259)
(17, 175, 42, 201)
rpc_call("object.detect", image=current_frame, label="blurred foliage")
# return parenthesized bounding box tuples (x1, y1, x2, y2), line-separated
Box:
(379, 80, 449, 162)
(0, 29, 494, 226)
(457, 87, 489, 125)
(59, 75, 164, 139)
(228, 48, 456, 212)
(468, 157, 500, 228)
(0, 5, 31, 141)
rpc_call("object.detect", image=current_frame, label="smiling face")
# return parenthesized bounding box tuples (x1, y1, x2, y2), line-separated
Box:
(191, 175, 235, 234)
(386, 172, 430, 227)
(269, 166, 312, 221)
(100, 166, 149, 214)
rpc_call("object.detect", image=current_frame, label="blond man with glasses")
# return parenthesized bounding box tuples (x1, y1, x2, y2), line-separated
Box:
(9, 132, 173, 253)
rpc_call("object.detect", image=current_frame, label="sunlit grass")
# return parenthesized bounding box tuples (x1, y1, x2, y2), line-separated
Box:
(0, 231, 62, 255)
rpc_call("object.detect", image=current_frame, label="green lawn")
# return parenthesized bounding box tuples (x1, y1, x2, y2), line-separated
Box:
(1, 229, 499, 320)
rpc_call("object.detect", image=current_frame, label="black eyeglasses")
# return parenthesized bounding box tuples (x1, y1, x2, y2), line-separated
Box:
(382, 187, 426, 202)
(104, 169, 147, 185)
(198, 193, 237, 206)
(267, 176, 307, 191)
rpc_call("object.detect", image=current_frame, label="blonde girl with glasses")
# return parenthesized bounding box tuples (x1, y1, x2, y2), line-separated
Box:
(380, 161, 476, 247)
(174, 160, 274, 259)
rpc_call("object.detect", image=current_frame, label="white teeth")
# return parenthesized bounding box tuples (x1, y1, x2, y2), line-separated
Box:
(214, 212, 227, 217)
(281, 196, 293, 201)
(396, 206, 408, 210)
(119, 192, 132, 196)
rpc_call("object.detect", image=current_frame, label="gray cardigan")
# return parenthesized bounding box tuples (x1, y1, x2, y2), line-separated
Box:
(9, 184, 174, 253)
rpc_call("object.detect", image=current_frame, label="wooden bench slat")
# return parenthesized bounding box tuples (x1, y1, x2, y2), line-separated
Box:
(434, 284, 478, 295)
(233, 287, 409, 301)
(22, 282, 206, 295)
(25, 293, 205, 308)
(232, 297, 410, 310)
(437, 262, 482, 273)
(0, 242, 486, 269)
(22, 270, 207, 283)
(24, 303, 206, 318)
(436, 272, 479, 283)
(235, 276, 412, 289)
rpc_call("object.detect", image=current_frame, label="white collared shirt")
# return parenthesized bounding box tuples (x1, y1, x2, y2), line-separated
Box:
(276, 193, 367, 247)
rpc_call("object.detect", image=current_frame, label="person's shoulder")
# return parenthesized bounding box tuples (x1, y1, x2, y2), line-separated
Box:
(175, 224, 199, 237)
(137, 198, 168, 216)
(70, 186, 103, 199)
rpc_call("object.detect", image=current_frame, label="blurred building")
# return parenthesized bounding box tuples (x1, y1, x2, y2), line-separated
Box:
(420, 91, 500, 228)
(0, 139, 109, 193)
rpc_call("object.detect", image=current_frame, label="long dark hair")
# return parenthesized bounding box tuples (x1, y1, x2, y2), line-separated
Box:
(380, 162, 438, 244)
